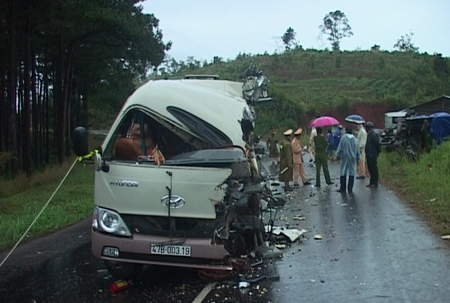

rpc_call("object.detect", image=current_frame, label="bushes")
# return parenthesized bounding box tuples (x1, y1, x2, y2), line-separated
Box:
(379, 141, 450, 235)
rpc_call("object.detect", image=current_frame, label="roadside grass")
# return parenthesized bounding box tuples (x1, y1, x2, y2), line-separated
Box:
(0, 135, 103, 251)
(379, 141, 450, 236)
(0, 161, 95, 250)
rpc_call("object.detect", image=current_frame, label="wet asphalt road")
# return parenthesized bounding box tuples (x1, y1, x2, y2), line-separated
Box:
(1, 156, 450, 303)
(270, 160, 450, 303)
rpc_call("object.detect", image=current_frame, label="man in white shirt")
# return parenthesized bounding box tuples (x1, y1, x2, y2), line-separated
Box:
(356, 124, 367, 179)
(309, 127, 317, 164)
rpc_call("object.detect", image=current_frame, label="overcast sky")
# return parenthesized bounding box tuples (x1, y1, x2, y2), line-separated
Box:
(142, 0, 450, 63)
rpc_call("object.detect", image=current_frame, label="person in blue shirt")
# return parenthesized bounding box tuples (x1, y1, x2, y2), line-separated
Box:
(326, 129, 335, 157)
(333, 125, 343, 149)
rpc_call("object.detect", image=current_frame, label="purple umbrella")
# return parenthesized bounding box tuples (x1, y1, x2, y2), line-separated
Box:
(310, 116, 340, 128)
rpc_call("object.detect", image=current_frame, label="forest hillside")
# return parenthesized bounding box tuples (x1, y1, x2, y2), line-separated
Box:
(161, 50, 450, 135)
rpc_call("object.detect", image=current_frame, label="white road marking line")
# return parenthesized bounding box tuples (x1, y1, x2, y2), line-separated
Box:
(191, 282, 217, 303)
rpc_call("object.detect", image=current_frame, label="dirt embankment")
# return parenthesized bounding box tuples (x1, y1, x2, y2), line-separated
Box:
(305, 102, 399, 131)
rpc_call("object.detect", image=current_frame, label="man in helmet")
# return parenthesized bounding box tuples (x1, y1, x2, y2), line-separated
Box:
(364, 122, 381, 188)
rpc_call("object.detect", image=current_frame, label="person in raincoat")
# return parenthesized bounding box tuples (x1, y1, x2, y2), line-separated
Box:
(313, 127, 333, 187)
(335, 126, 360, 193)
(356, 124, 367, 179)
(266, 131, 280, 165)
(279, 129, 294, 191)
(291, 128, 311, 186)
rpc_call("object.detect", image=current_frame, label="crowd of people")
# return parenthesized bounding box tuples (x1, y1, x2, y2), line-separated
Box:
(274, 121, 381, 192)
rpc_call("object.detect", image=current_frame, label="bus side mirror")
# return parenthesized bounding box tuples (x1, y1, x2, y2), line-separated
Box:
(73, 126, 89, 156)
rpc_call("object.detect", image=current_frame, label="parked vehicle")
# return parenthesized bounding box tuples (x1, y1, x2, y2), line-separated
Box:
(384, 110, 408, 130)
(73, 75, 280, 279)
(380, 110, 414, 152)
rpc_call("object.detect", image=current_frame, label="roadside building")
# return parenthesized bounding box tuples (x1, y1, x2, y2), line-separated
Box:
(407, 95, 450, 116)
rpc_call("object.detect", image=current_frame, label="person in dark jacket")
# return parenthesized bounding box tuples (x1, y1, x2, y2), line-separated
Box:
(313, 127, 333, 187)
(364, 122, 381, 188)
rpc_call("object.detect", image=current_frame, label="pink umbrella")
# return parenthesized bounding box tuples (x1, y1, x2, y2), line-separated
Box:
(310, 116, 340, 128)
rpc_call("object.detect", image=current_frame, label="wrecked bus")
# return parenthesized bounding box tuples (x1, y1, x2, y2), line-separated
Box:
(73, 76, 278, 279)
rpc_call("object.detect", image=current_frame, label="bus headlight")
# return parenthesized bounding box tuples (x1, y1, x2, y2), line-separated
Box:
(92, 206, 131, 236)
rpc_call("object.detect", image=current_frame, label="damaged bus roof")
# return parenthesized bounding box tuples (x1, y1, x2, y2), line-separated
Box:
(111, 79, 249, 147)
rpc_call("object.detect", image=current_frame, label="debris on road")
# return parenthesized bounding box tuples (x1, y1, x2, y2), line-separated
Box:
(270, 227, 307, 242)
(292, 215, 306, 221)
(110, 280, 131, 293)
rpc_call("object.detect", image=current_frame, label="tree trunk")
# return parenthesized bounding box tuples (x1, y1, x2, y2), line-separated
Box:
(44, 59, 49, 164)
(8, 0, 18, 176)
(23, 0, 32, 176)
(32, 45, 39, 166)
(0, 68, 5, 152)
(55, 34, 65, 164)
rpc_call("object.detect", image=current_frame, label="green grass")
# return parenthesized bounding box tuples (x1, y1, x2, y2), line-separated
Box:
(0, 135, 103, 251)
(0, 161, 95, 250)
(379, 141, 450, 236)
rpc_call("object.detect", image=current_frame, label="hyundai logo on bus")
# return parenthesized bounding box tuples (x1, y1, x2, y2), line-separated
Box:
(161, 195, 186, 209)
(110, 180, 139, 187)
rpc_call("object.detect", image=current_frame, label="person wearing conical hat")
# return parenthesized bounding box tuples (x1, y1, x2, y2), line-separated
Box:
(279, 129, 294, 191)
(292, 128, 311, 187)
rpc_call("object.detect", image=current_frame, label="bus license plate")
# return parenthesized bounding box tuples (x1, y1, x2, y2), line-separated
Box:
(150, 244, 191, 257)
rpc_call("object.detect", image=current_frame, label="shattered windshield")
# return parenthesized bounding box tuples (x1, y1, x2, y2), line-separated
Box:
(103, 108, 210, 162)
(167, 106, 233, 148)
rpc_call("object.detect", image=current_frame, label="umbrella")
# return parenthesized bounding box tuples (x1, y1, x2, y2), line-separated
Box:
(345, 114, 365, 124)
(310, 116, 340, 128)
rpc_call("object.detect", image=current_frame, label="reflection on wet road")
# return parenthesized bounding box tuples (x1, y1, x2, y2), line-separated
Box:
(270, 160, 450, 303)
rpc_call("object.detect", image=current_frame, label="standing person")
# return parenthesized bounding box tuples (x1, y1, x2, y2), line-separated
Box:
(356, 124, 367, 179)
(313, 127, 333, 187)
(309, 127, 317, 164)
(335, 126, 360, 193)
(326, 129, 335, 157)
(266, 131, 280, 165)
(420, 118, 431, 152)
(365, 122, 381, 188)
(292, 128, 311, 187)
(333, 125, 343, 151)
(279, 129, 294, 191)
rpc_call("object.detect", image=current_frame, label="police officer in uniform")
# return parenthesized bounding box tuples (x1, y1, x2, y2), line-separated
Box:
(279, 129, 294, 191)
(292, 128, 311, 186)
